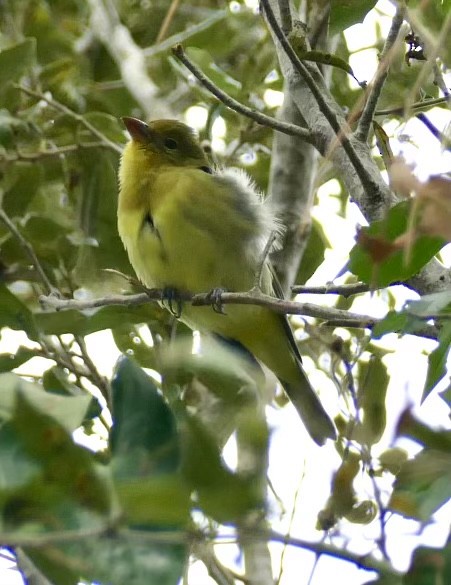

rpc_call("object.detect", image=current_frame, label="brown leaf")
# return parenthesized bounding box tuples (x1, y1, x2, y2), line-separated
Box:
(417, 176, 451, 242)
(357, 230, 398, 264)
(389, 157, 421, 198)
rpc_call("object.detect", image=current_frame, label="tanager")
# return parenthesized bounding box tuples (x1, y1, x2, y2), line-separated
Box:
(118, 117, 335, 445)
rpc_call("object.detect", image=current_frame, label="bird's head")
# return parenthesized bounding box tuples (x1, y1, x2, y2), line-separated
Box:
(121, 117, 210, 171)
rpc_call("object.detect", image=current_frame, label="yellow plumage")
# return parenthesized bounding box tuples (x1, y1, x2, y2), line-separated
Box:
(118, 117, 335, 445)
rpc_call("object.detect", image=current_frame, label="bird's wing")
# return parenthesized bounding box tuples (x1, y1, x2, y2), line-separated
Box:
(268, 261, 305, 365)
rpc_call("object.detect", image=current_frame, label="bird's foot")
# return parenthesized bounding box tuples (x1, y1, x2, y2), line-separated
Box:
(206, 287, 227, 314)
(161, 287, 184, 318)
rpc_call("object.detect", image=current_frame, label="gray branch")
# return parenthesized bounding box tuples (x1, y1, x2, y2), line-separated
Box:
(85, 0, 172, 118)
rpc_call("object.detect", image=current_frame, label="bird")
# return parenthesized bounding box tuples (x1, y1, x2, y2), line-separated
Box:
(117, 116, 336, 445)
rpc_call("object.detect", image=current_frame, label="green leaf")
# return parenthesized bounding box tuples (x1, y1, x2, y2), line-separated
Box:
(109, 357, 186, 584)
(0, 38, 36, 86)
(160, 336, 263, 407)
(353, 356, 388, 446)
(112, 324, 157, 369)
(2, 163, 44, 217)
(405, 543, 451, 585)
(0, 284, 39, 339)
(110, 356, 180, 477)
(396, 409, 451, 452)
(31, 534, 187, 585)
(329, 1, 378, 36)
(297, 50, 360, 84)
(423, 322, 451, 402)
(0, 422, 41, 490)
(348, 201, 445, 287)
(116, 476, 190, 526)
(389, 449, 451, 521)
(24, 549, 79, 585)
(35, 303, 163, 336)
(9, 391, 112, 516)
(295, 218, 329, 285)
(372, 310, 427, 338)
(84, 112, 127, 143)
(0, 346, 37, 373)
(404, 291, 451, 317)
(0, 372, 91, 432)
(184, 47, 242, 98)
(181, 414, 262, 523)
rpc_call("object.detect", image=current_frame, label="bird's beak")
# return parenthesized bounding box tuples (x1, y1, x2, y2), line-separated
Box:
(122, 117, 154, 144)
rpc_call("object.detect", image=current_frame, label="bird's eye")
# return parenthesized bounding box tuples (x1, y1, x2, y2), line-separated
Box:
(164, 138, 178, 150)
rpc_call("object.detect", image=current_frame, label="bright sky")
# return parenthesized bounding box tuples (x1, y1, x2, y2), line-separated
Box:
(2, 0, 451, 583)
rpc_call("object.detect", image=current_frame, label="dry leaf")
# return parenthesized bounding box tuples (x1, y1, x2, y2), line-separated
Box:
(389, 157, 421, 198)
(357, 230, 398, 263)
(418, 176, 451, 242)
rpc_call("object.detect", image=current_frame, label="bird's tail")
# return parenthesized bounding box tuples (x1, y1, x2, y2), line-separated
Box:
(282, 373, 336, 446)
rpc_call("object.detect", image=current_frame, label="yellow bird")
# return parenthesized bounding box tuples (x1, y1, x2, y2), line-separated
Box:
(118, 117, 335, 445)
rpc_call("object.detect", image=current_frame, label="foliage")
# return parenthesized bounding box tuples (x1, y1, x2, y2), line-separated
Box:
(0, 0, 450, 584)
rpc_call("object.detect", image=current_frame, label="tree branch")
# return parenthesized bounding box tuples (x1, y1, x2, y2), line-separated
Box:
(404, 7, 451, 114)
(355, 4, 406, 141)
(143, 9, 227, 58)
(0, 526, 403, 578)
(16, 85, 122, 154)
(85, 0, 172, 118)
(0, 141, 112, 163)
(375, 95, 451, 116)
(39, 289, 375, 326)
(171, 44, 313, 142)
(260, 0, 393, 222)
(0, 208, 57, 296)
(268, 94, 318, 295)
(156, 0, 181, 43)
(260, 0, 387, 205)
(39, 289, 439, 340)
(292, 282, 372, 296)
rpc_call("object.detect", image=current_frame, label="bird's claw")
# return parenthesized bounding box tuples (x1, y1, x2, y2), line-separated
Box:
(206, 288, 227, 314)
(161, 287, 183, 318)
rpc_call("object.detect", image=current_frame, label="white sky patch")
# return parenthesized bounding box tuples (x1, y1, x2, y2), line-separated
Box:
(212, 115, 226, 137)
(348, 48, 379, 89)
(264, 88, 284, 108)
(185, 105, 208, 130)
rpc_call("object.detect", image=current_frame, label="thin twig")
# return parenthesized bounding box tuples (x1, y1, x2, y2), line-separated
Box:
(39, 288, 440, 340)
(416, 112, 450, 149)
(40, 289, 376, 326)
(144, 10, 227, 58)
(86, 0, 170, 118)
(171, 44, 313, 143)
(355, 5, 406, 142)
(218, 529, 403, 578)
(375, 95, 451, 116)
(0, 141, 113, 163)
(0, 208, 57, 296)
(75, 335, 111, 405)
(16, 85, 122, 154)
(432, 63, 450, 98)
(259, 0, 383, 203)
(276, 466, 306, 585)
(291, 282, 373, 296)
(367, 455, 390, 561)
(403, 8, 451, 116)
(0, 524, 403, 577)
(156, 0, 181, 43)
